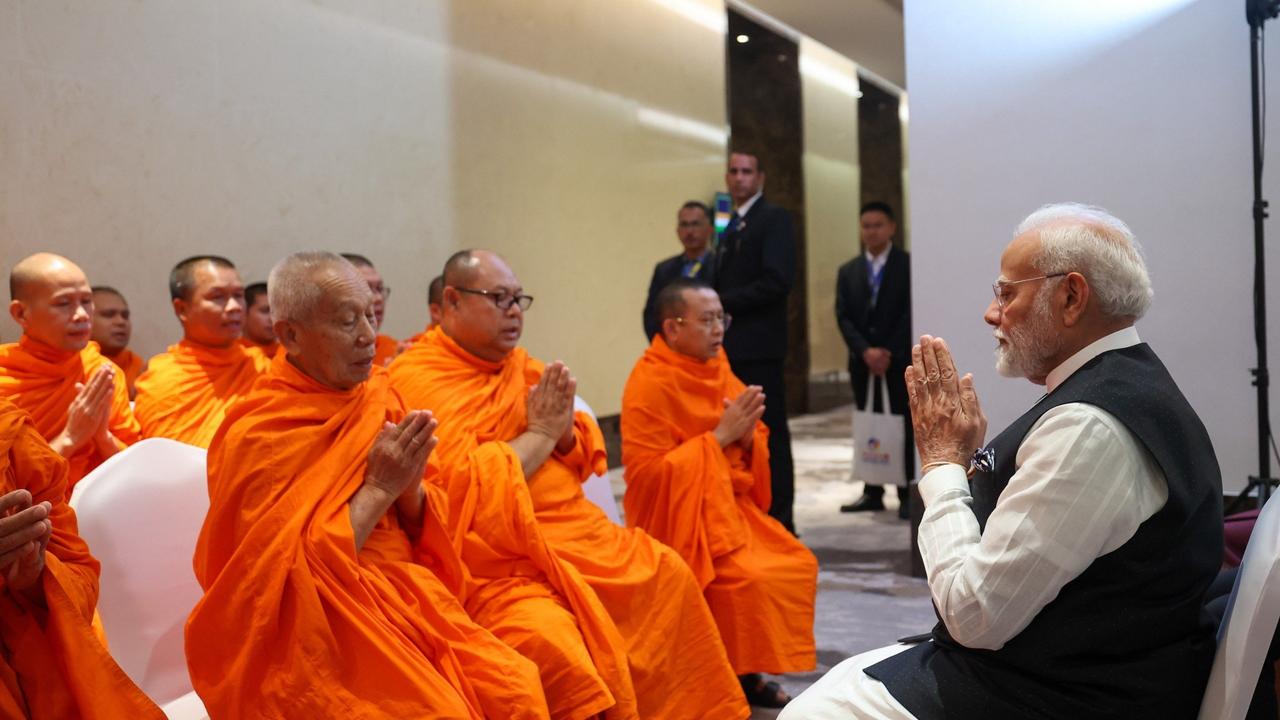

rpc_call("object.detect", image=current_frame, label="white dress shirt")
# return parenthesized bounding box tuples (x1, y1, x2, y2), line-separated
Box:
(782, 326, 1169, 720)
(866, 246, 890, 276)
(734, 189, 762, 219)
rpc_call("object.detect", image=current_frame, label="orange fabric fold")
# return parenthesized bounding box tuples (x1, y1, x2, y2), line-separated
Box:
(134, 340, 270, 448)
(101, 348, 144, 399)
(236, 336, 279, 358)
(621, 335, 817, 674)
(0, 338, 140, 492)
(186, 354, 548, 720)
(0, 398, 163, 719)
(374, 333, 399, 367)
(390, 327, 749, 720)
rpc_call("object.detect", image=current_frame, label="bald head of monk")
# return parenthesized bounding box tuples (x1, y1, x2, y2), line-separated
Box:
(8, 253, 95, 352)
(341, 253, 388, 331)
(440, 250, 534, 362)
(657, 279, 726, 363)
(170, 256, 245, 349)
(91, 286, 132, 355)
(271, 252, 377, 391)
(427, 274, 444, 328)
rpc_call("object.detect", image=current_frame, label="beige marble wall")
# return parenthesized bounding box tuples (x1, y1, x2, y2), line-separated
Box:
(799, 38, 860, 376)
(1, 0, 726, 415)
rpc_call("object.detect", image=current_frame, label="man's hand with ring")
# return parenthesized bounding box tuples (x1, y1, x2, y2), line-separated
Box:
(905, 335, 987, 467)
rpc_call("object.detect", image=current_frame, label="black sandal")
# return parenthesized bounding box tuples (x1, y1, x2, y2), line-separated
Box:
(740, 674, 792, 708)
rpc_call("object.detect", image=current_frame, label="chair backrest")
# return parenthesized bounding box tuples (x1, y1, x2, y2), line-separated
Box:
(1198, 497, 1280, 720)
(69, 438, 209, 707)
(573, 396, 623, 525)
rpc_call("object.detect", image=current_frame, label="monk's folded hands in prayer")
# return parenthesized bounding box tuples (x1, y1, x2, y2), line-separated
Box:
(351, 409, 437, 550)
(49, 364, 117, 459)
(905, 335, 987, 468)
(508, 360, 577, 477)
(0, 488, 53, 604)
(715, 385, 765, 450)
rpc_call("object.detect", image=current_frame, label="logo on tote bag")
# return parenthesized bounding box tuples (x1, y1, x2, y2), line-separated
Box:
(861, 437, 892, 466)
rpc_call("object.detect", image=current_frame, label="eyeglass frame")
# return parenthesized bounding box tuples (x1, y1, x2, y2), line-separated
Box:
(991, 273, 1068, 309)
(452, 286, 535, 311)
(673, 312, 732, 331)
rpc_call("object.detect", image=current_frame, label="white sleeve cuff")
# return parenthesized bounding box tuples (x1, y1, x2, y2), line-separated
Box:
(918, 463, 970, 506)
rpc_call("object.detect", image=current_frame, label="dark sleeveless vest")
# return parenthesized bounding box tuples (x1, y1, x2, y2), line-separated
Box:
(866, 343, 1222, 719)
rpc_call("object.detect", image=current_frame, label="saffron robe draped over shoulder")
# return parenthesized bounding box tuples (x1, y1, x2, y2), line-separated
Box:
(0, 337, 140, 492)
(0, 398, 164, 720)
(101, 348, 144, 400)
(185, 354, 548, 720)
(374, 333, 399, 367)
(389, 326, 748, 720)
(236, 337, 279, 358)
(621, 336, 817, 674)
(134, 340, 270, 448)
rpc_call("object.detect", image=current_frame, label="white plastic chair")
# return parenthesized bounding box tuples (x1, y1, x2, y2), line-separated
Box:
(573, 396, 623, 525)
(1198, 498, 1280, 720)
(70, 438, 210, 720)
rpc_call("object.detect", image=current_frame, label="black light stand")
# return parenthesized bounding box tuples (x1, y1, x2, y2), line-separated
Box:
(1230, 0, 1280, 513)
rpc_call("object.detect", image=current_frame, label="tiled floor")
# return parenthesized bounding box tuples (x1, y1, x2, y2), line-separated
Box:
(606, 404, 937, 719)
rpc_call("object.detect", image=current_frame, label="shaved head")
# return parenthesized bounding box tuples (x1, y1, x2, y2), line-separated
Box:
(340, 253, 374, 269)
(170, 255, 236, 301)
(8, 253, 95, 351)
(269, 252, 355, 324)
(428, 275, 444, 305)
(656, 278, 710, 323)
(10, 253, 84, 302)
(442, 250, 483, 288)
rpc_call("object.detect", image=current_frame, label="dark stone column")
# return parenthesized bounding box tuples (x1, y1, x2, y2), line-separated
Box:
(858, 77, 906, 247)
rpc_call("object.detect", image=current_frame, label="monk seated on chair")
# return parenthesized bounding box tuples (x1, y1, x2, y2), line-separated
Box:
(0, 396, 164, 718)
(133, 256, 270, 448)
(1, 253, 140, 495)
(389, 249, 749, 720)
(621, 278, 818, 708)
(184, 251, 547, 719)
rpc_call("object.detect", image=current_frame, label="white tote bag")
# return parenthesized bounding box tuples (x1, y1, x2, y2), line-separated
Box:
(852, 375, 906, 485)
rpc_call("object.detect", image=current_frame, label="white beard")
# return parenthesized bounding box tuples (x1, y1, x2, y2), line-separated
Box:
(994, 288, 1062, 379)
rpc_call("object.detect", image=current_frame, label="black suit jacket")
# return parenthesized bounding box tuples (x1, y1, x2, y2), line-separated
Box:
(713, 197, 796, 362)
(836, 245, 912, 386)
(642, 253, 715, 338)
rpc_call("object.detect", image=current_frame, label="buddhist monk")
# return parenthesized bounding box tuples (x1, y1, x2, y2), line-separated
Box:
(0, 396, 165, 718)
(621, 279, 817, 708)
(186, 251, 548, 719)
(1, 253, 140, 492)
(239, 281, 278, 356)
(133, 256, 270, 449)
(390, 250, 749, 720)
(341, 253, 400, 366)
(90, 286, 146, 400)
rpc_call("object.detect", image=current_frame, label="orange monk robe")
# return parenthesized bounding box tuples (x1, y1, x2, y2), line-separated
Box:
(374, 333, 399, 367)
(389, 327, 749, 720)
(621, 335, 817, 675)
(0, 338, 140, 493)
(0, 398, 164, 719)
(186, 354, 547, 720)
(236, 336, 278, 358)
(101, 348, 144, 400)
(133, 341, 270, 448)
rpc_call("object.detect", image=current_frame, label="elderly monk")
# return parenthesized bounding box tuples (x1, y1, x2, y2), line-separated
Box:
(186, 251, 548, 719)
(133, 257, 270, 449)
(239, 281, 278, 356)
(90, 286, 146, 400)
(1, 254, 140, 492)
(341, 253, 400, 366)
(621, 279, 817, 708)
(390, 250, 749, 720)
(0, 396, 164, 718)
